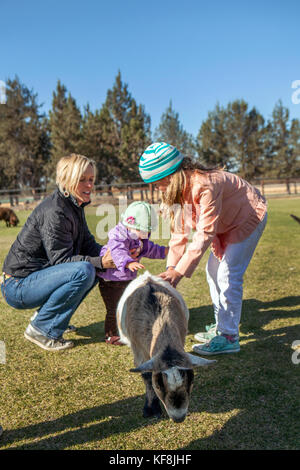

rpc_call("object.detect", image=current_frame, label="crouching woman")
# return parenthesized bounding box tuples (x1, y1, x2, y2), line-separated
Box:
(1, 154, 115, 351)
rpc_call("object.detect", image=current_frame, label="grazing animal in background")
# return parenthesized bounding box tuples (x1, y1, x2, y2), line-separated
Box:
(0, 207, 19, 227)
(117, 271, 216, 423)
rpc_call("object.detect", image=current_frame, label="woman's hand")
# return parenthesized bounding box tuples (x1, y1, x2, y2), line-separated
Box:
(158, 267, 183, 288)
(101, 249, 116, 269)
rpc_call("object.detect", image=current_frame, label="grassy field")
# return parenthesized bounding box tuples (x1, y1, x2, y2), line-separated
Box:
(0, 198, 300, 450)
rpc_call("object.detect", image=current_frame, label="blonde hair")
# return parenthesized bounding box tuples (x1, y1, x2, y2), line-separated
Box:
(56, 154, 96, 199)
(161, 157, 223, 232)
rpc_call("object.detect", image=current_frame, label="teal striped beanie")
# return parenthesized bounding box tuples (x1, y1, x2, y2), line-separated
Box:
(139, 142, 184, 183)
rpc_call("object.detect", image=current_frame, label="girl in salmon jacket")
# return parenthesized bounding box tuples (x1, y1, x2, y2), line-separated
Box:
(98, 201, 168, 345)
(139, 142, 267, 356)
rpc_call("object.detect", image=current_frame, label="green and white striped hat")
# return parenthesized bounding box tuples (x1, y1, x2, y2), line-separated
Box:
(139, 142, 184, 183)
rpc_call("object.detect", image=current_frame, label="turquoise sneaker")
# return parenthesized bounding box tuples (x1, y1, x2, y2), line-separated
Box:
(192, 335, 240, 355)
(205, 323, 216, 332)
(194, 323, 217, 343)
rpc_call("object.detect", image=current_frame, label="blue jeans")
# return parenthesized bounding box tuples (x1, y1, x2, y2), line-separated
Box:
(1, 262, 98, 339)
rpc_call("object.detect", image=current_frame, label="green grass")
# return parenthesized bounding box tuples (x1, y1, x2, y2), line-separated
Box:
(0, 198, 300, 450)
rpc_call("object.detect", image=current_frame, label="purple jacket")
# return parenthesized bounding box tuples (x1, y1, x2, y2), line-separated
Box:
(98, 222, 166, 281)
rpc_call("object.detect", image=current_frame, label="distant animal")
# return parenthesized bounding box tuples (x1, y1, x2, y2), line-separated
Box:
(117, 271, 216, 423)
(0, 207, 19, 227)
(290, 214, 300, 225)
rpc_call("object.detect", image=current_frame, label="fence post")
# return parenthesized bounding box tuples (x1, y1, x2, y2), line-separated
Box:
(0, 341, 5, 364)
(149, 184, 154, 204)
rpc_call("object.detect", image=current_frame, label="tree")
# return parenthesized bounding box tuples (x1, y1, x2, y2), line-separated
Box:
(196, 103, 233, 169)
(154, 100, 195, 157)
(0, 76, 50, 190)
(288, 118, 300, 178)
(79, 104, 119, 184)
(119, 99, 151, 181)
(243, 108, 266, 179)
(267, 101, 293, 182)
(196, 100, 266, 178)
(225, 101, 266, 179)
(48, 80, 82, 178)
(103, 71, 151, 182)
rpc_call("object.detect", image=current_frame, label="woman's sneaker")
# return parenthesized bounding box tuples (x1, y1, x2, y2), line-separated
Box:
(194, 323, 217, 343)
(24, 324, 74, 351)
(192, 334, 240, 355)
(30, 312, 77, 335)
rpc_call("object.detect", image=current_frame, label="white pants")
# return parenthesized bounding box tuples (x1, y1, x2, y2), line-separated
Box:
(205, 214, 267, 337)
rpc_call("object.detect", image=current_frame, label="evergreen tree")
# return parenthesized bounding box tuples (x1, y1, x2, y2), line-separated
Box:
(0, 76, 50, 189)
(79, 104, 119, 184)
(103, 71, 151, 182)
(226, 101, 265, 179)
(197, 100, 266, 178)
(48, 80, 82, 178)
(267, 101, 293, 181)
(225, 100, 251, 175)
(105, 71, 132, 140)
(260, 120, 274, 177)
(119, 99, 151, 181)
(243, 108, 266, 179)
(154, 100, 195, 157)
(196, 103, 232, 169)
(289, 119, 300, 177)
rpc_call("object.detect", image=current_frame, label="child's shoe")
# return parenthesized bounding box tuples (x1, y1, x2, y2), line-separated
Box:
(105, 335, 125, 346)
(194, 323, 217, 343)
(192, 334, 240, 355)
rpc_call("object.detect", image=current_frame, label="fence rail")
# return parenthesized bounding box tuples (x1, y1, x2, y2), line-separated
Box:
(0, 182, 159, 206)
(251, 177, 300, 196)
(0, 177, 299, 207)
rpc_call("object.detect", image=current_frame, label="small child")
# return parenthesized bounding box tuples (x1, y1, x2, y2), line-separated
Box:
(98, 201, 168, 345)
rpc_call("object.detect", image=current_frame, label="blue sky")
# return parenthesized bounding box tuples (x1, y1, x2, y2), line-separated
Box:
(1, 0, 299, 137)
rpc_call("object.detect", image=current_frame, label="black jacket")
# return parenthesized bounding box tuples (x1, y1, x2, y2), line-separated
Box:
(3, 188, 104, 278)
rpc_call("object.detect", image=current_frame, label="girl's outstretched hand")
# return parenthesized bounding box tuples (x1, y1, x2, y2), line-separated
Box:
(126, 261, 145, 272)
(158, 268, 183, 288)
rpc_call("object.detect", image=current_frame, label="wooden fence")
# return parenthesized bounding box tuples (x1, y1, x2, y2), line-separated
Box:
(0, 182, 159, 207)
(252, 178, 300, 197)
(0, 177, 299, 208)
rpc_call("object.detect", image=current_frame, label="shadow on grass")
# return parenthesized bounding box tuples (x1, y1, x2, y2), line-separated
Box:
(73, 322, 105, 345)
(0, 395, 160, 450)
(184, 295, 300, 449)
(188, 295, 300, 339)
(2, 296, 299, 450)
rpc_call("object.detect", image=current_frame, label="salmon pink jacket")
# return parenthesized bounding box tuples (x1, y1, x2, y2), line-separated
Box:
(166, 170, 267, 278)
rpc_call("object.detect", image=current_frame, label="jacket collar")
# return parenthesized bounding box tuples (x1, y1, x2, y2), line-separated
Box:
(56, 187, 90, 209)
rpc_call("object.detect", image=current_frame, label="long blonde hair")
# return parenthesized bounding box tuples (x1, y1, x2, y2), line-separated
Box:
(56, 154, 96, 199)
(161, 157, 222, 231)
